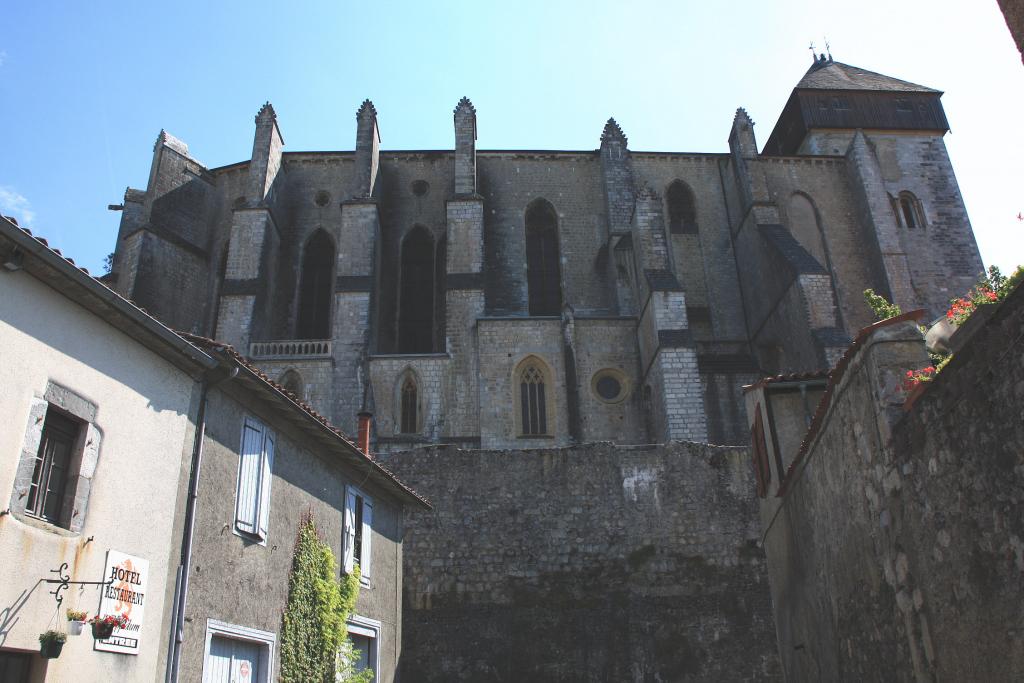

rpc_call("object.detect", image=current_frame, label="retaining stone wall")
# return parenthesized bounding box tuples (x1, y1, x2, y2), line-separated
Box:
(380, 441, 782, 682)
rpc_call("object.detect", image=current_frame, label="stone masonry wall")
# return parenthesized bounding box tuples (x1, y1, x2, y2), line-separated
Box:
(380, 442, 781, 682)
(757, 283, 1024, 681)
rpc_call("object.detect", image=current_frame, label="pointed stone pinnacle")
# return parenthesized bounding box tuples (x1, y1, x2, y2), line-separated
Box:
(454, 97, 476, 116)
(255, 101, 277, 124)
(601, 118, 627, 144)
(733, 107, 754, 127)
(357, 99, 378, 120)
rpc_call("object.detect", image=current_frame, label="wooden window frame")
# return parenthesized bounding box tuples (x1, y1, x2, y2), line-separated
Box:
(344, 486, 374, 585)
(234, 416, 275, 544)
(202, 619, 276, 683)
(25, 408, 80, 525)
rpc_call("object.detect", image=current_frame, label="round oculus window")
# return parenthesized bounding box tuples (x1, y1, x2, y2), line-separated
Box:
(314, 190, 331, 207)
(592, 370, 629, 403)
(411, 180, 429, 196)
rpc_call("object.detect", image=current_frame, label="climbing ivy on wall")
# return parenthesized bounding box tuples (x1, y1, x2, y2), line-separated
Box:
(279, 513, 372, 683)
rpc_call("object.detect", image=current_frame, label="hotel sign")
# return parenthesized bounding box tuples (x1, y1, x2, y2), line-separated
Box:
(94, 550, 149, 655)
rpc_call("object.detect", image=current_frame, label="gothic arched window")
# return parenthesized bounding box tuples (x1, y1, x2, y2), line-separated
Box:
(297, 230, 335, 339)
(525, 200, 561, 316)
(400, 375, 418, 434)
(897, 191, 924, 230)
(517, 359, 551, 436)
(666, 181, 698, 234)
(788, 193, 828, 268)
(398, 226, 435, 353)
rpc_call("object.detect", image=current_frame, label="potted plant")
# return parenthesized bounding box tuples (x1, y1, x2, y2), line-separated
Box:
(66, 609, 88, 636)
(902, 366, 936, 411)
(39, 630, 66, 659)
(88, 613, 128, 640)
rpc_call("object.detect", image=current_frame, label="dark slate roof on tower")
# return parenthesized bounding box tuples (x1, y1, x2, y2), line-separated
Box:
(795, 60, 939, 93)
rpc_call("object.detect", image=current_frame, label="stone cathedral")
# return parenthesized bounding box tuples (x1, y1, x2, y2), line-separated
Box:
(108, 56, 984, 452)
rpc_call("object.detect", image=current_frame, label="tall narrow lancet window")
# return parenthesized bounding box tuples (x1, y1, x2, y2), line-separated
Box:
(898, 192, 924, 230)
(666, 181, 698, 234)
(398, 226, 435, 353)
(788, 193, 828, 268)
(525, 200, 561, 315)
(400, 376, 418, 434)
(519, 363, 548, 436)
(297, 230, 335, 339)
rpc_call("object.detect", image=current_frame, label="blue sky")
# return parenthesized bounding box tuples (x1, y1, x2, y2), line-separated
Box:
(1, 0, 1022, 276)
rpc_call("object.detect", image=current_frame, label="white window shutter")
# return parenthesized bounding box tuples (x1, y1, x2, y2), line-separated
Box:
(343, 488, 357, 574)
(257, 430, 275, 539)
(235, 419, 263, 535)
(361, 497, 373, 580)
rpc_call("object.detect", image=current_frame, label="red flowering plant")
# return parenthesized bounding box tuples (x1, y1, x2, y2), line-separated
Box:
(903, 366, 936, 391)
(945, 265, 1020, 326)
(87, 614, 129, 628)
(946, 286, 997, 326)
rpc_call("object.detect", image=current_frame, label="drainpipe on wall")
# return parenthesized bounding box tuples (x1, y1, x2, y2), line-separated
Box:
(165, 363, 238, 683)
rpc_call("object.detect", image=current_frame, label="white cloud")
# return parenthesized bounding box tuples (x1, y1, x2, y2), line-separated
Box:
(0, 186, 36, 228)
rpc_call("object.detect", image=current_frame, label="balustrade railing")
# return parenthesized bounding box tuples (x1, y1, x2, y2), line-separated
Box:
(249, 339, 332, 359)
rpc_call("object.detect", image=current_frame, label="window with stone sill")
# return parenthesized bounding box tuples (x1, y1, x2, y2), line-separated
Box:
(11, 382, 102, 534)
(344, 486, 373, 584)
(893, 191, 926, 231)
(400, 376, 418, 434)
(525, 199, 562, 316)
(235, 416, 275, 543)
(665, 180, 698, 235)
(346, 615, 381, 682)
(515, 357, 555, 437)
(296, 229, 335, 340)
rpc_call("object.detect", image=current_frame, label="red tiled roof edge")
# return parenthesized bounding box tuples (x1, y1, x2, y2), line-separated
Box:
(177, 332, 432, 509)
(775, 309, 926, 498)
(743, 369, 830, 393)
(2, 219, 429, 506)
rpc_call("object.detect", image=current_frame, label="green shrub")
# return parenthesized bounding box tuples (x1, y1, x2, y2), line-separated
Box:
(863, 289, 901, 322)
(279, 513, 372, 683)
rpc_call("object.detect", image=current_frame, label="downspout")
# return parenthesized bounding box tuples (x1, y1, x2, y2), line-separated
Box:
(166, 363, 238, 683)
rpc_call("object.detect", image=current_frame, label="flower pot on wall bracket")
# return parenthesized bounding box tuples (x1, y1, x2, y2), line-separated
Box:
(68, 620, 85, 636)
(92, 622, 115, 639)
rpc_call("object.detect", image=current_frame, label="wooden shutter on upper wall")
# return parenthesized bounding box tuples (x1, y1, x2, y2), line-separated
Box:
(258, 430, 275, 539)
(236, 418, 264, 535)
(343, 488, 357, 574)
(361, 498, 373, 580)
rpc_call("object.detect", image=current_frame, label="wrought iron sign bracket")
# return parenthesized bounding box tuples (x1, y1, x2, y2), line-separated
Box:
(45, 562, 113, 609)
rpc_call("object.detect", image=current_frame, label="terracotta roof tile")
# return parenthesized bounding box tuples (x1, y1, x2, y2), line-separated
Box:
(178, 333, 431, 509)
(773, 309, 926, 497)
